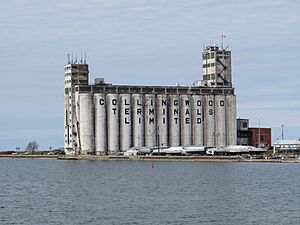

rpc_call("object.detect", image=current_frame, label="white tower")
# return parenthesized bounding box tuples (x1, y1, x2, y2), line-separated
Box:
(202, 45, 232, 87)
(64, 55, 89, 154)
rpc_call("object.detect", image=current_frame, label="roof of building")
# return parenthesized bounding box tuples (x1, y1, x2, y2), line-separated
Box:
(274, 140, 300, 145)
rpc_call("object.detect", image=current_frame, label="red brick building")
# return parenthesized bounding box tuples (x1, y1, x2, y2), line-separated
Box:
(249, 127, 271, 148)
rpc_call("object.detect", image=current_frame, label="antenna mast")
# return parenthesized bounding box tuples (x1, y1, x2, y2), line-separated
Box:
(221, 33, 226, 50)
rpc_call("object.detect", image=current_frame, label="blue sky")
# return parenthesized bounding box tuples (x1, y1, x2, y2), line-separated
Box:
(0, 0, 299, 150)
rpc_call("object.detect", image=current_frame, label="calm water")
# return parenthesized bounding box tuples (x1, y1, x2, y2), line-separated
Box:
(0, 159, 299, 225)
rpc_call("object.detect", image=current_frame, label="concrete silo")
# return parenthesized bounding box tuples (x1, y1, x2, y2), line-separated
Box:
(78, 93, 95, 154)
(145, 94, 156, 148)
(226, 94, 237, 146)
(169, 95, 180, 147)
(120, 94, 132, 151)
(156, 94, 168, 147)
(94, 93, 107, 155)
(215, 95, 226, 147)
(107, 93, 120, 154)
(132, 94, 145, 148)
(204, 95, 215, 147)
(180, 95, 192, 146)
(192, 95, 204, 146)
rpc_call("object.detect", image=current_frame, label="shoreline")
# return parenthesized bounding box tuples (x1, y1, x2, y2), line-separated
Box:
(0, 154, 299, 163)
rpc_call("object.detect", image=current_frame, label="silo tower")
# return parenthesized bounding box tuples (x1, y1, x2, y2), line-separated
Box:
(202, 45, 232, 87)
(64, 54, 89, 154)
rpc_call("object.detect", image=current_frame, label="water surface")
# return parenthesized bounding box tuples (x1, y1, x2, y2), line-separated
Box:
(0, 159, 299, 224)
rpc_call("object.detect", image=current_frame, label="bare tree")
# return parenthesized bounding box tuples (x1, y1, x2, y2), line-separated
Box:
(26, 141, 39, 153)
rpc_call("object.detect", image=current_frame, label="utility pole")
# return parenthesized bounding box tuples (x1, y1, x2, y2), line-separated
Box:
(281, 124, 284, 140)
(258, 119, 261, 148)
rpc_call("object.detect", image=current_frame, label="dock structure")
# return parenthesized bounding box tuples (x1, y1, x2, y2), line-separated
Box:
(64, 45, 237, 155)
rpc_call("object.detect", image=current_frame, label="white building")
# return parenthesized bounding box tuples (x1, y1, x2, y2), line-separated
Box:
(64, 45, 237, 155)
(273, 139, 300, 156)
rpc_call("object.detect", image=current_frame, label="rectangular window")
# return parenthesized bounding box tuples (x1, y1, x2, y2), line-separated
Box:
(211, 52, 215, 58)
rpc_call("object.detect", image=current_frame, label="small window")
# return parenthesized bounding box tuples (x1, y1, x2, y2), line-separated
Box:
(243, 122, 248, 128)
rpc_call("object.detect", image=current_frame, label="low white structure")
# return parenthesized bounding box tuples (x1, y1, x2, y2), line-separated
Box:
(273, 139, 300, 156)
(207, 145, 265, 155)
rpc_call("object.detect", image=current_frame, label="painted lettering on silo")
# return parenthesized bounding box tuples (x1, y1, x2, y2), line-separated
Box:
(192, 95, 204, 146)
(215, 95, 226, 147)
(145, 94, 156, 148)
(157, 95, 168, 147)
(120, 94, 132, 151)
(132, 94, 144, 147)
(107, 94, 119, 153)
(204, 95, 215, 147)
(169, 95, 180, 146)
(180, 95, 191, 146)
